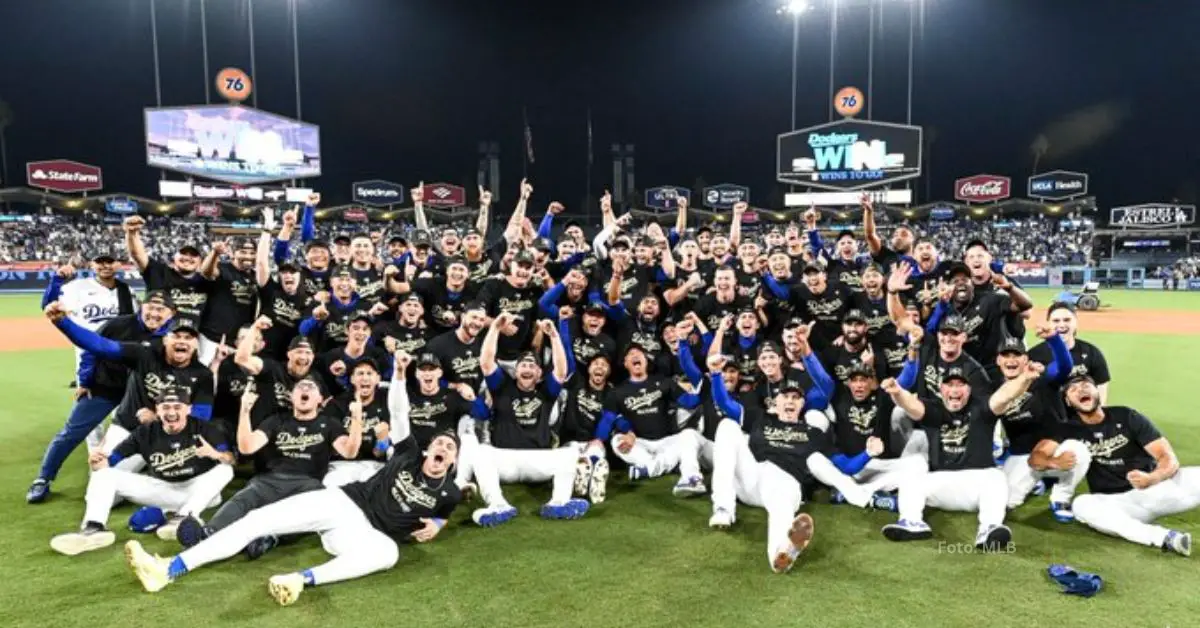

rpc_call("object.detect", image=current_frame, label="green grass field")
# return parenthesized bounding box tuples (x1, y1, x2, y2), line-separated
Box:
(1, 290, 1199, 627)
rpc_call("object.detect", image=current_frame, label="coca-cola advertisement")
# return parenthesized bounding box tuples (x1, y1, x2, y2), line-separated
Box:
(954, 174, 1011, 203)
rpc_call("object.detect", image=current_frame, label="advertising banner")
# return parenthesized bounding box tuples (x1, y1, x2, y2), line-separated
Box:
(158, 180, 311, 203)
(644, 185, 691, 210)
(702, 183, 750, 210)
(26, 159, 104, 193)
(343, 207, 369, 222)
(104, 197, 138, 215)
(145, 105, 321, 185)
(352, 180, 405, 207)
(191, 202, 222, 218)
(777, 119, 922, 191)
(1188, 278, 1200, 291)
(422, 182, 466, 208)
(954, 174, 1011, 203)
(1004, 262, 1049, 286)
(0, 269, 146, 293)
(1109, 203, 1196, 229)
(1027, 170, 1088, 200)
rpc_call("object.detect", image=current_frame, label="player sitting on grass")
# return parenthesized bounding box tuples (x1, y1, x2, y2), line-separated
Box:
(1035, 374, 1196, 557)
(878, 361, 1044, 550)
(469, 313, 590, 526)
(49, 386, 235, 555)
(125, 428, 462, 606)
(704, 354, 873, 573)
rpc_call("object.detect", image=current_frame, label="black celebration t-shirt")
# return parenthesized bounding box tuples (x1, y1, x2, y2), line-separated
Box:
(256, 413, 347, 478)
(919, 398, 999, 472)
(342, 436, 461, 538)
(328, 390, 390, 462)
(113, 419, 229, 482)
(1053, 407, 1162, 494)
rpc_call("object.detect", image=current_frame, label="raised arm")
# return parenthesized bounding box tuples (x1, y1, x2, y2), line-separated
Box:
(479, 312, 510, 382)
(123, 216, 150, 271)
(729, 202, 746, 247)
(47, 305, 126, 361)
(333, 401, 364, 460)
(988, 361, 1043, 415)
(388, 353, 413, 442)
(475, 186, 492, 234)
(236, 389, 269, 455)
(200, 242, 224, 281)
(543, 319, 571, 393)
(411, 182, 429, 232)
(235, 317, 269, 375)
(256, 209, 276, 287)
(600, 190, 615, 231)
(300, 195, 318, 242)
(861, 195, 882, 256)
(880, 377, 925, 420)
(706, 355, 744, 423)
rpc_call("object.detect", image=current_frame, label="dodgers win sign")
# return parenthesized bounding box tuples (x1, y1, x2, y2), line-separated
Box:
(144, 105, 321, 186)
(777, 119, 922, 191)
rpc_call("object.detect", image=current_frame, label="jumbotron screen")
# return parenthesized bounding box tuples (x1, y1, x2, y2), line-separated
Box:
(144, 105, 321, 186)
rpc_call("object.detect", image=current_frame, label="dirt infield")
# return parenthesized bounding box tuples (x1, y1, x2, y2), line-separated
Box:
(0, 308, 1196, 353)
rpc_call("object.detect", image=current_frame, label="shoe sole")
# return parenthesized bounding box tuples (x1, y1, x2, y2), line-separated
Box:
(573, 462, 591, 497)
(268, 578, 302, 606)
(977, 526, 1013, 551)
(50, 531, 115, 556)
(155, 525, 180, 542)
(589, 460, 609, 504)
(475, 509, 518, 527)
(709, 517, 735, 530)
(772, 513, 814, 573)
(882, 525, 933, 542)
(124, 541, 169, 593)
(672, 485, 707, 498)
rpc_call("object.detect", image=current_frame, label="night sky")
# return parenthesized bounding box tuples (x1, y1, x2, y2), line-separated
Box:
(1, 0, 1197, 210)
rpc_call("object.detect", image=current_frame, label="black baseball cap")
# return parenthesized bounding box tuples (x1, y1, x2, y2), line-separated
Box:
(155, 385, 191, 405)
(464, 228, 483, 238)
(177, 244, 202, 257)
(757, 341, 783, 358)
(415, 353, 442, 369)
(843, 309, 867, 324)
(402, 292, 424, 305)
(234, 237, 256, 252)
(444, 255, 468, 269)
(939, 315, 967, 334)
(352, 357, 380, 374)
(1062, 372, 1095, 393)
(609, 238, 631, 251)
(998, 337, 1027, 356)
(331, 265, 355, 279)
(836, 230, 856, 242)
(306, 239, 331, 252)
(623, 343, 649, 359)
(168, 318, 199, 335)
(463, 300, 487, 313)
(1047, 301, 1076, 317)
(144, 289, 176, 310)
(802, 262, 824, 275)
(347, 311, 373, 327)
(387, 235, 407, 246)
(943, 367, 970, 384)
(582, 301, 607, 315)
(943, 261, 972, 280)
(333, 234, 352, 245)
(278, 262, 300, 273)
(767, 246, 790, 258)
(92, 253, 117, 264)
(412, 230, 432, 247)
(965, 239, 989, 252)
(532, 238, 553, 252)
(778, 381, 805, 395)
(513, 249, 536, 266)
(846, 361, 875, 379)
(515, 350, 540, 366)
(288, 336, 314, 352)
(737, 304, 757, 316)
(441, 226, 459, 236)
(563, 219, 582, 231)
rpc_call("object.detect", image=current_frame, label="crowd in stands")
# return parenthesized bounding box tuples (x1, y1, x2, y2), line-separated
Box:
(1, 210, 1102, 268)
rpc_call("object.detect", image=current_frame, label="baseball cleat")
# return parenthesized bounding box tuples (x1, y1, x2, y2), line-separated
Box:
(244, 535, 280, 561)
(588, 458, 610, 504)
(829, 489, 847, 505)
(975, 524, 1013, 551)
(870, 491, 899, 513)
(125, 540, 172, 593)
(459, 482, 478, 503)
(771, 513, 815, 574)
(50, 523, 115, 556)
(1049, 502, 1075, 524)
(26, 479, 50, 504)
(156, 516, 185, 541)
(882, 519, 933, 542)
(472, 505, 518, 527)
(541, 499, 590, 520)
(1163, 530, 1192, 557)
(573, 459, 591, 497)
(708, 507, 735, 529)
(268, 573, 305, 606)
(628, 465, 651, 481)
(175, 515, 210, 548)
(672, 476, 707, 498)
(1030, 479, 1049, 497)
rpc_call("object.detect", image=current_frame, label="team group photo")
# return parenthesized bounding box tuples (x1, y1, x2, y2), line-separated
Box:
(1, 1, 1199, 626)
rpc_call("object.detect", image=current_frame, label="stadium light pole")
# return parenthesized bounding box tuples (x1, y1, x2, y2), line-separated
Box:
(778, 1, 808, 132)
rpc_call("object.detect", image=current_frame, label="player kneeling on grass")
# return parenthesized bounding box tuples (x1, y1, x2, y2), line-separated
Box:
(469, 313, 590, 526)
(878, 362, 1044, 550)
(705, 355, 869, 574)
(50, 386, 235, 555)
(1036, 374, 1196, 556)
(125, 431, 462, 605)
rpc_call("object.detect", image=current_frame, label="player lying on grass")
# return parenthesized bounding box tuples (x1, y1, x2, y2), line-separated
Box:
(125, 429, 462, 605)
(704, 354, 873, 573)
(1033, 374, 1196, 557)
(49, 386, 235, 555)
(469, 313, 591, 526)
(878, 362, 1044, 550)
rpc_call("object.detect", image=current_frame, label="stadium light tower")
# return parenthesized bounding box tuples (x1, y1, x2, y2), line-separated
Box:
(778, 2, 809, 132)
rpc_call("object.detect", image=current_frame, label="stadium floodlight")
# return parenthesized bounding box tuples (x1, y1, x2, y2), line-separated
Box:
(779, 1, 809, 16)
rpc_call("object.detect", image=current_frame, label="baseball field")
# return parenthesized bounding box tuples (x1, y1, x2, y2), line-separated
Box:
(1, 289, 1197, 628)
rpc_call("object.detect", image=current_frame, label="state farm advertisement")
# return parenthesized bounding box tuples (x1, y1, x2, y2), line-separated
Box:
(954, 174, 1011, 203)
(26, 160, 104, 193)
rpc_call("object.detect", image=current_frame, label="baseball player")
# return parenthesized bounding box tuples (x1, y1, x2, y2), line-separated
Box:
(298, 265, 387, 354)
(125, 429, 462, 605)
(392, 351, 487, 486)
(1034, 374, 1196, 556)
(322, 359, 392, 488)
(198, 238, 259, 365)
(28, 290, 170, 503)
(49, 386, 235, 555)
(878, 362, 1043, 549)
(173, 377, 361, 553)
(470, 313, 590, 526)
(1028, 301, 1112, 404)
(122, 215, 212, 324)
(271, 198, 334, 296)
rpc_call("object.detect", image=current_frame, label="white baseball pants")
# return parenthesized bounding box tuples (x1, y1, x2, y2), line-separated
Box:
(610, 428, 703, 480)
(179, 488, 399, 586)
(473, 445, 578, 508)
(1003, 439, 1091, 508)
(454, 417, 481, 488)
(1072, 467, 1200, 549)
(855, 455, 928, 495)
(83, 464, 233, 526)
(323, 460, 385, 488)
(99, 424, 146, 473)
(896, 467, 1008, 527)
(197, 335, 220, 367)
